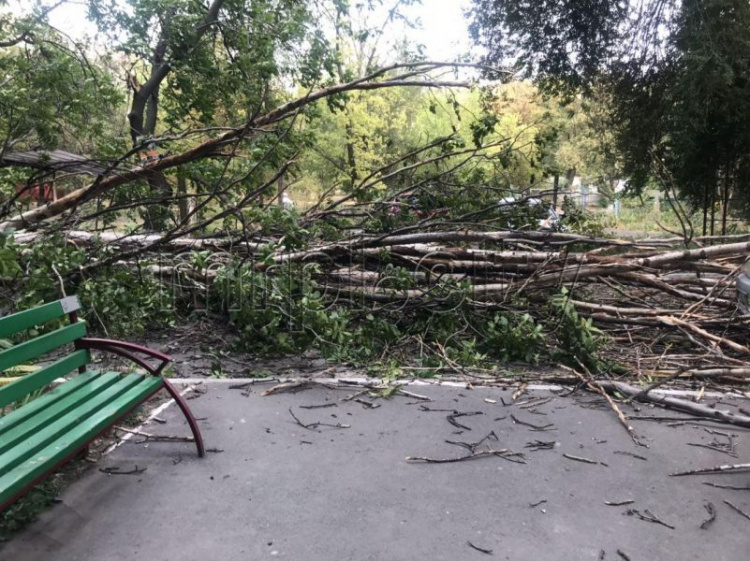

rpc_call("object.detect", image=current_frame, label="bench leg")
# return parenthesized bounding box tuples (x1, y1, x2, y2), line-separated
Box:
(162, 379, 205, 457)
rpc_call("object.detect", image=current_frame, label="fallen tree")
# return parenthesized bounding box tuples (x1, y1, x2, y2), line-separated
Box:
(0, 62, 479, 232)
(11, 219, 749, 385)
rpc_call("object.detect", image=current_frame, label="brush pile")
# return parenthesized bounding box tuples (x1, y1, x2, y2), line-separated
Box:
(20, 226, 750, 386)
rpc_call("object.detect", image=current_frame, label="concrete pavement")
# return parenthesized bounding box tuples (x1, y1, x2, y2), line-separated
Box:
(2, 382, 749, 560)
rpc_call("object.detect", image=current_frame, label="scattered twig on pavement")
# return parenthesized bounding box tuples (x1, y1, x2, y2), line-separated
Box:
(113, 426, 195, 443)
(613, 451, 648, 461)
(625, 508, 675, 530)
(397, 388, 432, 401)
(565, 364, 646, 448)
(512, 383, 528, 401)
(525, 440, 556, 451)
(406, 448, 525, 464)
(670, 462, 750, 477)
(617, 550, 631, 561)
(529, 499, 547, 508)
(445, 431, 498, 453)
(724, 500, 750, 522)
(262, 381, 317, 396)
(518, 397, 553, 410)
(510, 414, 554, 431)
(702, 482, 750, 491)
(563, 453, 599, 465)
(229, 382, 254, 391)
(700, 502, 717, 530)
(419, 405, 459, 413)
(687, 442, 738, 457)
(595, 380, 750, 430)
(288, 408, 350, 432)
(299, 403, 338, 409)
(354, 398, 381, 409)
(447, 411, 483, 430)
(99, 465, 146, 475)
(605, 500, 635, 506)
(340, 389, 371, 402)
(467, 541, 493, 555)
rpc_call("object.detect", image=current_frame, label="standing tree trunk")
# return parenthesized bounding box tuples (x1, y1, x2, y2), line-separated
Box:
(177, 175, 191, 226)
(552, 173, 560, 209)
(721, 162, 731, 236)
(702, 182, 709, 236)
(333, 8, 359, 189)
(710, 182, 716, 236)
(277, 176, 287, 207)
(126, 0, 225, 231)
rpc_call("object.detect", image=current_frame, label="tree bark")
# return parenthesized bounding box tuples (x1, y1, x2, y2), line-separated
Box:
(177, 175, 191, 225)
(552, 173, 560, 208)
(721, 162, 730, 236)
(0, 64, 472, 231)
(702, 182, 709, 237)
(126, 0, 225, 231)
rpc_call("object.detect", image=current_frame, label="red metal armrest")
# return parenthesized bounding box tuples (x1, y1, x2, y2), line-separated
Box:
(78, 337, 171, 376)
(77, 337, 204, 457)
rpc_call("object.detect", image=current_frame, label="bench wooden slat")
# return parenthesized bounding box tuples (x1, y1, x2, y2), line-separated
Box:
(0, 369, 99, 434)
(0, 322, 87, 373)
(0, 297, 81, 339)
(0, 372, 99, 436)
(0, 349, 91, 409)
(0, 373, 122, 454)
(0, 374, 150, 476)
(0, 376, 163, 506)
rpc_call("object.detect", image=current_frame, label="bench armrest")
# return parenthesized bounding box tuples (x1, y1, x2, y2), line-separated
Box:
(78, 338, 172, 376)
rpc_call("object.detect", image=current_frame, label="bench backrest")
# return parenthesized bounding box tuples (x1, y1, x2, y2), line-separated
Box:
(0, 296, 90, 409)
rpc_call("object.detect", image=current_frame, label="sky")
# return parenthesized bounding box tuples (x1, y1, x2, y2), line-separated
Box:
(32, 0, 474, 63)
(401, 0, 474, 61)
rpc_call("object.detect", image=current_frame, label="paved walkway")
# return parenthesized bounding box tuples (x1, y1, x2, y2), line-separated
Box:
(2, 382, 749, 560)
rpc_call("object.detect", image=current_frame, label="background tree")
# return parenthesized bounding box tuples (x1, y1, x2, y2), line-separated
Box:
(87, 0, 318, 229)
(470, 0, 750, 235)
(0, 4, 123, 209)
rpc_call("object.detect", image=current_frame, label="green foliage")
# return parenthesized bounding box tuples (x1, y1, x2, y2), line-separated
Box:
(0, 19, 123, 152)
(561, 197, 605, 237)
(244, 206, 309, 252)
(481, 312, 544, 363)
(0, 235, 21, 280)
(211, 261, 353, 354)
(470, 0, 750, 231)
(1, 236, 173, 337)
(550, 289, 603, 373)
(78, 267, 174, 337)
(14, 236, 87, 309)
(89, 0, 320, 131)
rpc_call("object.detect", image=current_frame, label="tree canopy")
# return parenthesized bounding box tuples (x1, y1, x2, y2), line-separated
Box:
(470, 0, 750, 234)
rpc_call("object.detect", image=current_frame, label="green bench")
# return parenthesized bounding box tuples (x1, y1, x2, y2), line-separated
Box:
(0, 296, 204, 513)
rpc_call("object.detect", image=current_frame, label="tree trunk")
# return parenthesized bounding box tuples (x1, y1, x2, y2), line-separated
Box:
(126, 1, 225, 231)
(277, 176, 287, 207)
(333, 8, 359, 188)
(552, 173, 560, 209)
(710, 182, 716, 236)
(177, 175, 191, 225)
(565, 167, 576, 186)
(345, 120, 358, 185)
(0, 64, 470, 232)
(721, 163, 730, 236)
(702, 182, 709, 237)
